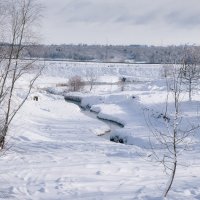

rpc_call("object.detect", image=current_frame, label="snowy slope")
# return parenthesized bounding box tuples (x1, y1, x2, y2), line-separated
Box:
(0, 92, 165, 200)
(0, 61, 200, 200)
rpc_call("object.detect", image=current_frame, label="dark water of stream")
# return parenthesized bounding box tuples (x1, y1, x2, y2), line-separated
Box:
(65, 99, 123, 140)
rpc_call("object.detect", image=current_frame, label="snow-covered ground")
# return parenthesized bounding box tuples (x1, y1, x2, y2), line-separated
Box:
(0, 61, 200, 200)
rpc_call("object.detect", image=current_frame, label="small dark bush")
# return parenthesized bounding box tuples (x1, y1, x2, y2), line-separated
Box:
(110, 135, 127, 144)
(68, 76, 85, 91)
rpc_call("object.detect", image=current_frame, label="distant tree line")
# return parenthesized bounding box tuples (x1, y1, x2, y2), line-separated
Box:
(5, 44, 199, 64)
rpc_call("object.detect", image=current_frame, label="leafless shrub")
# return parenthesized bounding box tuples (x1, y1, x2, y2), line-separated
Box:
(68, 76, 85, 92)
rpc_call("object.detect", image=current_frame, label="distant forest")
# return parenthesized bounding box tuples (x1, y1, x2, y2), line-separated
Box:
(4, 44, 200, 64)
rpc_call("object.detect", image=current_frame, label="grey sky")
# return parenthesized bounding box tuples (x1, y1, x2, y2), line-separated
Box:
(39, 0, 200, 45)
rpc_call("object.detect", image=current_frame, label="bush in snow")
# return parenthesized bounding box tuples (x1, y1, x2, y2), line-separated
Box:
(68, 76, 85, 92)
(110, 135, 127, 144)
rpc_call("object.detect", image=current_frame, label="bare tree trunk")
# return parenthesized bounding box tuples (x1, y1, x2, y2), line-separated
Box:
(189, 79, 192, 101)
(164, 159, 177, 197)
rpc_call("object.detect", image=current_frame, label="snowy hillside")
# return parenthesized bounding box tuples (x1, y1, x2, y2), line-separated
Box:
(0, 61, 200, 200)
(40, 61, 162, 81)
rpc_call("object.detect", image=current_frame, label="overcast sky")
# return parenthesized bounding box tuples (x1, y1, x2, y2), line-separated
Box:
(39, 0, 200, 45)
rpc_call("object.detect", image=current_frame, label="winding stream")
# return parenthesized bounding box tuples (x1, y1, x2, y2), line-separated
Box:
(65, 98, 123, 140)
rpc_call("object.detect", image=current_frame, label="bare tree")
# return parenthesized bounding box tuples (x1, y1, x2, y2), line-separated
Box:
(86, 70, 97, 92)
(147, 65, 199, 197)
(181, 46, 200, 101)
(0, 0, 43, 148)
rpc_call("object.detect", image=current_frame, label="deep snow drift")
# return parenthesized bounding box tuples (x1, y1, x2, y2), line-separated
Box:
(0, 61, 200, 200)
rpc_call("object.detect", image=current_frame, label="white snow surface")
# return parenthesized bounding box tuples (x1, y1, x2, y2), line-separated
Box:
(0, 61, 200, 200)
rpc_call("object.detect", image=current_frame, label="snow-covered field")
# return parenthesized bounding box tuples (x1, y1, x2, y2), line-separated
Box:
(0, 61, 200, 200)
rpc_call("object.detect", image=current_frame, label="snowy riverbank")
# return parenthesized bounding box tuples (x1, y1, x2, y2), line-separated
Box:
(0, 61, 200, 199)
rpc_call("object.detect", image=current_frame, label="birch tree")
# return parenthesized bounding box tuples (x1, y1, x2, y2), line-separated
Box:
(0, 0, 43, 148)
(147, 65, 199, 197)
